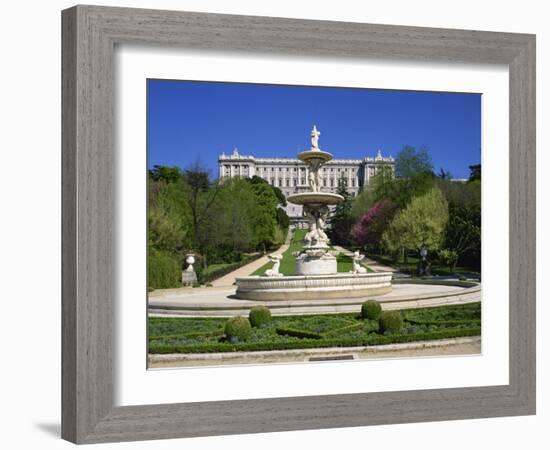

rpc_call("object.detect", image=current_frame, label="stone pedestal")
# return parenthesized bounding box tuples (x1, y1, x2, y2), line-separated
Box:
(182, 270, 197, 287)
(295, 254, 337, 275)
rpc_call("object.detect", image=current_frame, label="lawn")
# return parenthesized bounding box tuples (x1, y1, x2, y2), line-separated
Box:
(252, 229, 372, 275)
(365, 252, 480, 277)
(148, 302, 481, 354)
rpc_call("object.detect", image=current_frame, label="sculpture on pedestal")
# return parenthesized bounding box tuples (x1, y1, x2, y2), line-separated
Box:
(351, 251, 367, 274)
(264, 254, 283, 277)
(181, 253, 198, 286)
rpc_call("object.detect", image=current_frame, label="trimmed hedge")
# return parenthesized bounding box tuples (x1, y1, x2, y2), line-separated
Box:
(147, 248, 181, 290)
(276, 326, 323, 340)
(323, 322, 365, 337)
(149, 327, 481, 354)
(249, 306, 272, 328)
(149, 328, 224, 341)
(200, 255, 260, 284)
(379, 311, 403, 333)
(406, 318, 481, 326)
(361, 300, 382, 320)
(224, 317, 252, 342)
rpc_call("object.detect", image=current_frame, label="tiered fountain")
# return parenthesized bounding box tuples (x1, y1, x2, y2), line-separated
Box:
(235, 126, 393, 301)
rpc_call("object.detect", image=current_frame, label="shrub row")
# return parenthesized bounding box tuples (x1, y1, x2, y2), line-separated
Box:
(149, 326, 481, 354)
(275, 326, 323, 340)
(199, 254, 260, 284)
(322, 322, 365, 337)
(405, 318, 481, 326)
(149, 328, 224, 341)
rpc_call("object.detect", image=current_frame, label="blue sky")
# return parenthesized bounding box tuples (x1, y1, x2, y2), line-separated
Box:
(147, 79, 481, 179)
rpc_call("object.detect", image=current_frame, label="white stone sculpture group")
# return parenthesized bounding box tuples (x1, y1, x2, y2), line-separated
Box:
(264, 254, 283, 277)
(351, 250, 367, 274)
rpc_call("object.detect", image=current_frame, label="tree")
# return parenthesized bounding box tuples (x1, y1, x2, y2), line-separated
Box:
(443, 203, 481, 270)
(395, 145, 433, 178)
(149, 165, 184, 184)
(438, 168, 452, 180)
(246, 177, 280, 251)
(372, 146, 435, 208)
(350, 187, 376, 219)
(184, 162, 222, 268)
(327, 175, 354, 246)
(351, 200, 397, 251)
(468, 164, 481, 182)
(382, 188, 449, 256)
(215, 178, 258, 258)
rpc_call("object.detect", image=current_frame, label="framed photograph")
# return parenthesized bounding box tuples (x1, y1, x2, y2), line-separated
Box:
(62, 5, 536, 444)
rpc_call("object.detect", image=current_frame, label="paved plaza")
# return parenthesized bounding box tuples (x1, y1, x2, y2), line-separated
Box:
(148, 282, 481, 317)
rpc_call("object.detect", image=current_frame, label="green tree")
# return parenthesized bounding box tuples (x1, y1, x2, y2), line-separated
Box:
(372, 146, 435, 208)
(395, 145, 433, 178)
(350, 186, 376, 219)
(468, 163, 481, 182)
(215, 178, 258, 258)
(149, 165, 184, 184)
(246, 177, 280, 251)
(443, 203, 481, 270)
(183, 162, 223, 268)
(327, 175, 354, 246)
(382, 187, 449, 256)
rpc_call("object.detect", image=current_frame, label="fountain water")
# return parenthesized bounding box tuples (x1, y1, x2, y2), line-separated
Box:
(235, 126, 393, 301)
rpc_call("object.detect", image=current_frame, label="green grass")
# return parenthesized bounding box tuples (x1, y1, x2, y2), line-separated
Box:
(365, 252, 479, 276)
(252, 229, 306, 275)
(148, 302, 481, 354)
(252, 229, 373, 275)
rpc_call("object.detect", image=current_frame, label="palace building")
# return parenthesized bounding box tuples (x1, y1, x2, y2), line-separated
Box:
(218, 145, 395, 222)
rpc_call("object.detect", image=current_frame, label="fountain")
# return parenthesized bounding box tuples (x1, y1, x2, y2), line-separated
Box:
(235, 126, 393, 301)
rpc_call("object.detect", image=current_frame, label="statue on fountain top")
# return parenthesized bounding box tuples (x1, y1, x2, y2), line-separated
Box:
(310, 125, 321, 150)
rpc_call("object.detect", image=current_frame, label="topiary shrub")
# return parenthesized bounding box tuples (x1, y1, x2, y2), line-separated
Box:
(379, 311, 403, 334)
(361, 300, 382, 320)
(249, 305, 272, 328)
(224, 317, 252, 343)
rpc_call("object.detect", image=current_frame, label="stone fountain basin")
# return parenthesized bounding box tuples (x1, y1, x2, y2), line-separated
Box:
(235, 272, 393, 301)
(287, 192, 344, 205)
(297, 149, 333, 163)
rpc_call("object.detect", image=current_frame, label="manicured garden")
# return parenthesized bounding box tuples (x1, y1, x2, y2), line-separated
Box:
(364, 252, 479, 277)
(148, 301, 481, 354)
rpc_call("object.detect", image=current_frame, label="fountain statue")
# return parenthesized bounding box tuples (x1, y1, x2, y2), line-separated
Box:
(351, 251, 367, 274)
(286, 125, 344, 274)
(264, 254, 283, 277)
(234, 127, 393, 300)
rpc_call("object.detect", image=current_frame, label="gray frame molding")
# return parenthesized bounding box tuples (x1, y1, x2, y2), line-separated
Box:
(61, 5, 536, 444)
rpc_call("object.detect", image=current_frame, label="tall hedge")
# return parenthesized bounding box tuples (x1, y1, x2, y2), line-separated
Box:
(147, 247, 181, 289)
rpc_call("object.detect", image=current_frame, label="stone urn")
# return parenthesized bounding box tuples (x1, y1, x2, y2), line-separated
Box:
(182, 253, 197, 286)
(185, 254, 196, 272)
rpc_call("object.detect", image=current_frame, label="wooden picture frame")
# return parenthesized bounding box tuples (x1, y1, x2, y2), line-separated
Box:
(61, 5, 536, 444)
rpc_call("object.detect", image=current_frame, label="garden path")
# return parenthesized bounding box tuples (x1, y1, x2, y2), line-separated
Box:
(210, 231, 292, 287)
(332, 245, 400, 273)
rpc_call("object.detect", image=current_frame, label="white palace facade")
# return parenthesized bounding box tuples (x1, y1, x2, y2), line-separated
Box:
(218, 146, 395, 221)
